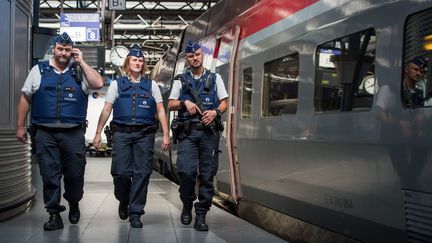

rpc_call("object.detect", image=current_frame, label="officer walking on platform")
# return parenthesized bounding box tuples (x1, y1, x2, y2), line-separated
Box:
(92, 48, 170, 228)
(16, 32, 104, 231)
(168, 41, 228, 231)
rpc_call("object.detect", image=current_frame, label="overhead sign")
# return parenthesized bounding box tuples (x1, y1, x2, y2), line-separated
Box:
(60, 13, 100, 42)
(109, 0, 126, 10)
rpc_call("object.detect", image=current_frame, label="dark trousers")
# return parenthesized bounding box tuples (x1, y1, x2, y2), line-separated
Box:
(35, 127, 86, 213)
(176, 128, 220, 215)
(111, 131, 155, 215)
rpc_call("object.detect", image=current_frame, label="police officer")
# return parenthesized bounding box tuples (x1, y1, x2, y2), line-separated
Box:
(92, 48, 170, 228)
(403, 56, 427, 108)
(16, 32, 104, 231)
(168, 41, 228, 231)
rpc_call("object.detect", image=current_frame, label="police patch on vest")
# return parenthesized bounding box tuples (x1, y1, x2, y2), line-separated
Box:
(138, 100, 151, 109)
(63, 93, 77, 102)
(202, 97, 214, 106)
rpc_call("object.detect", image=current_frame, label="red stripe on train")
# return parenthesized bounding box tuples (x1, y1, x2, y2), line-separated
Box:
(233, 0, 319, 39)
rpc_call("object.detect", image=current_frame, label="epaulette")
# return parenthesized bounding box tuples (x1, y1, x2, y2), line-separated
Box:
(37, 61, 51, 75)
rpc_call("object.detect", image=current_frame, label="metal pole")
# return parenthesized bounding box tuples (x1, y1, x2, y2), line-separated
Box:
(33, 0, 40, 27)
(60, 0, 64, 13)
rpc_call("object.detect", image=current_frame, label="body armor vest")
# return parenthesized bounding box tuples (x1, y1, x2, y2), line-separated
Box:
(112, 76, 156, 125)
(31, 61, 88, 125)
(178, 70, 219, 120)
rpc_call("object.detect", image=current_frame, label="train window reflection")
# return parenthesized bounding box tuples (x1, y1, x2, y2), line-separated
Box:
(241, 67, 253, 118)
(402, 8, 432, 108)
(262, 53, 299, 116)
(314, 28, 376, 112)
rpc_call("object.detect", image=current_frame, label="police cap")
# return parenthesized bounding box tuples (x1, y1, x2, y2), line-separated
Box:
(411, 56, 427, 70)
(127, 48, 144, 58)
(185, 40, 201, 53)
(54, 32, 73, 46)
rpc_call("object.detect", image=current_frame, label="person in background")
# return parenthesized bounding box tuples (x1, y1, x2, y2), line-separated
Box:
(402, 56, 427, 108)
(168, 41, 228, 231)
(92, 48, 170, 228)
(16, 32, 104, 231)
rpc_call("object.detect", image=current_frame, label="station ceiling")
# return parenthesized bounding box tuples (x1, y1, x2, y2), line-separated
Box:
(38, 0, 220, 69)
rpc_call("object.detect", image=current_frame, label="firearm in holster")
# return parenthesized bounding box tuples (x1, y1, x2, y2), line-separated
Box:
(83, 120, 88, 134)
(104, 125, 113, 148)
(175, 74, 223, 135)
(170, 118, 184, 144)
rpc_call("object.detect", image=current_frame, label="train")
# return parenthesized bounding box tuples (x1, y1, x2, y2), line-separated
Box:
(150, 0, 432, 242)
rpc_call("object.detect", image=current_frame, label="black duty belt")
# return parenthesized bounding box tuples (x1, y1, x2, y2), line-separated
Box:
(110, 123, 157, 133)
(35, 125, 82, 132)
(189, 122, 209, 130)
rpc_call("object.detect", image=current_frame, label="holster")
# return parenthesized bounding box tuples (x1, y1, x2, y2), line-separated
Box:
(214, 117, 224, 132)
(83, 120, 88, 134)
(104, 125, 113, 147)
(170, 118, 184, 144)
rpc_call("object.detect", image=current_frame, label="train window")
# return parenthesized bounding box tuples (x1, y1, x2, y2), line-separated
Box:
(314, 28, 376, 112)
(402, 8, 432, 108)
(241, 68, 253, 118)
(262, 53, 299, 116)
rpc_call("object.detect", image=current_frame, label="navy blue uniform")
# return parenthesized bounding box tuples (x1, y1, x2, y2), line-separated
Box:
(176, 71, 221, 216)
(32, 61, 87, 213)
(110, 76, 157, 216)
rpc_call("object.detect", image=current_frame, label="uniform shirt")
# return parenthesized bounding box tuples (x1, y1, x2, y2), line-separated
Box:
(375, 85, 397, 113)
(169, 70, 229, 101)
(21, 58, 89, 97)
(105, 76, 163, 104)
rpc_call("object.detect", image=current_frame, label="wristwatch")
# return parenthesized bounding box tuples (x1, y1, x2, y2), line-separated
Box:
(179, 100, 185, 108)
(214, 108, 222, 117)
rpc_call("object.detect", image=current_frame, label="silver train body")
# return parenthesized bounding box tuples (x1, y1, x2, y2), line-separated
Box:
(0, 0, 35, 220)
(151, 0, 432, 242)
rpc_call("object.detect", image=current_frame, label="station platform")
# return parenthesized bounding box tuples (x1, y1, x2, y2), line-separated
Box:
(0, 157, 286, 243)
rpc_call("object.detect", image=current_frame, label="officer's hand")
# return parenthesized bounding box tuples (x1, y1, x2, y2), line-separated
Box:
(202, 110, 217, 126)
(72, 48, 84, 64)
(93, 134, 101, 149)
(185, 100, 202, 116)
(16, 127, 28, 144)
(161, 133, 170, 151)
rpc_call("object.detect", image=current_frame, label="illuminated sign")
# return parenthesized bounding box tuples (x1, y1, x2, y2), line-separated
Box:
(318, 49, 341, 68)
(60, 13, 100, 42)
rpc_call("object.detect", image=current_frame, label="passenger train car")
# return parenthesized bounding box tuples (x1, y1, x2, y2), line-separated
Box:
(151, 0, 432, 242)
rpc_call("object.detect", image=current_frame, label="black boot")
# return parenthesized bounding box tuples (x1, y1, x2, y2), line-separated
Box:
(43, 213, 64, 231)
(129, 215, 143, 228)
(180, 203, 192, 225)
(194, 214, 209, 231)
(68, 202, 80, 224)
(118, 202, 128, 220)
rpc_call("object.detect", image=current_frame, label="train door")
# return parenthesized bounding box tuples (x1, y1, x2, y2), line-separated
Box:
(213, 26, 242, 203)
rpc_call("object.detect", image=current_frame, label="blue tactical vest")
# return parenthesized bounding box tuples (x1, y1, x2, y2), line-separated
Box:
(31, 61, 88, 125)
(112, 76, 156, 125)
(178, 70, 220, 120)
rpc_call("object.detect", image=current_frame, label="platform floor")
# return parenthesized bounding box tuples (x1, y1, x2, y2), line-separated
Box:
(0, 157, 286, 243)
